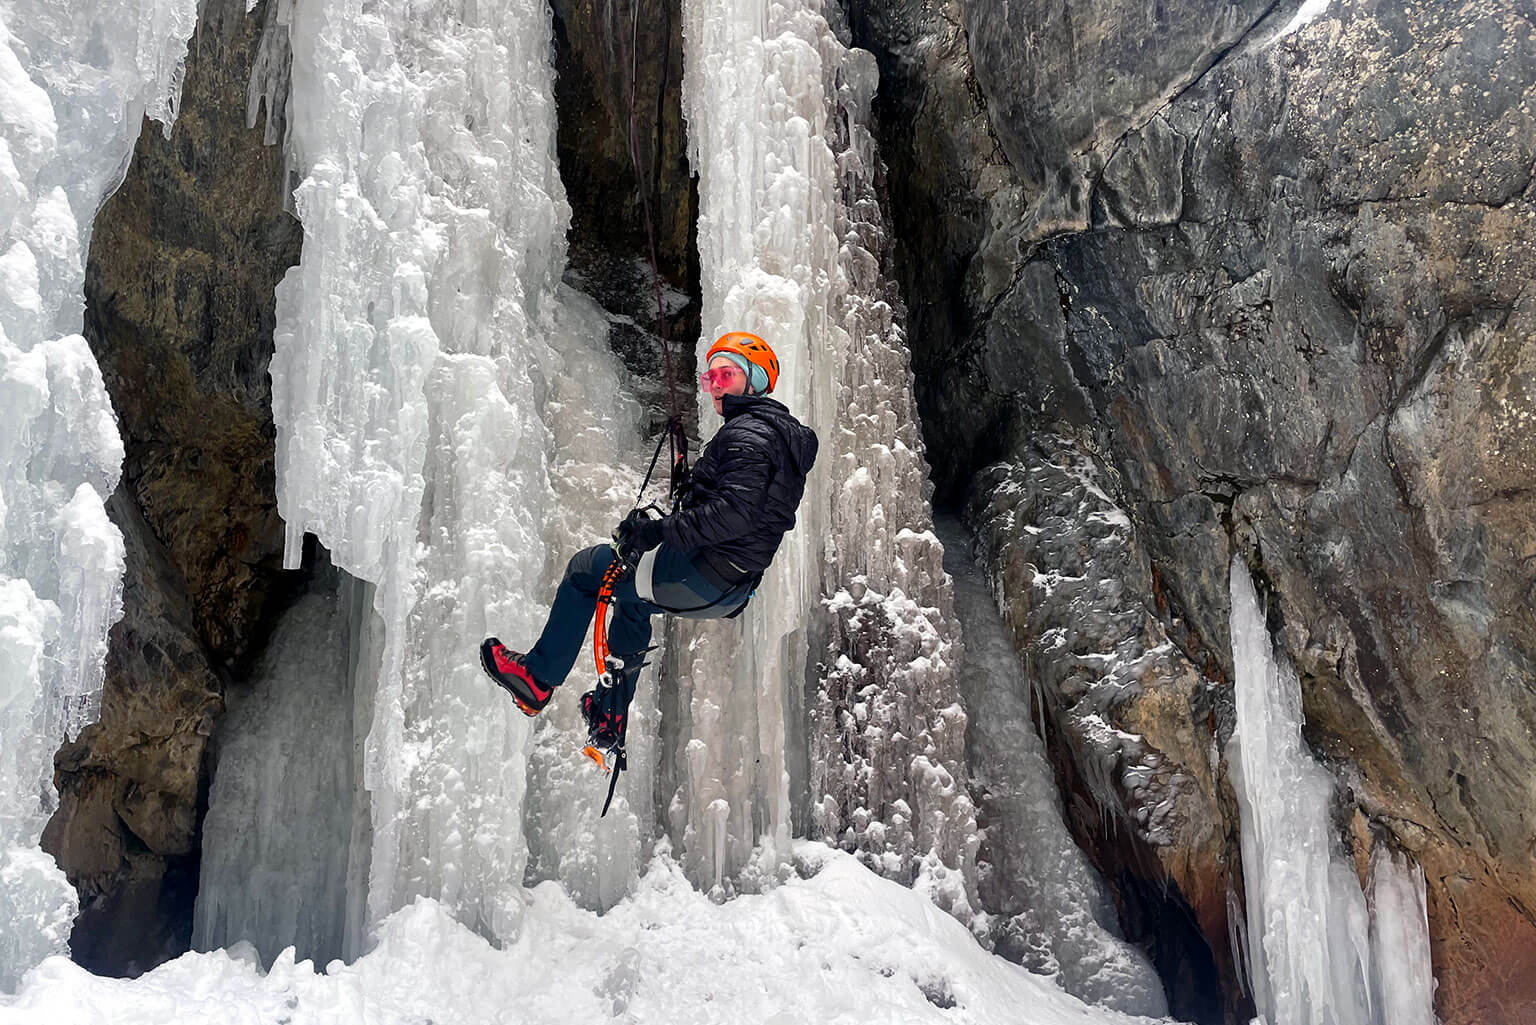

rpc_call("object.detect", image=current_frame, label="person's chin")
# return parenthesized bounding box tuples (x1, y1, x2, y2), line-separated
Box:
(712, 396, 723, 414)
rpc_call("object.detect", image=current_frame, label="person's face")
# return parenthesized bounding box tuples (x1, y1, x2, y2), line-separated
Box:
(701, 354, 749, 414)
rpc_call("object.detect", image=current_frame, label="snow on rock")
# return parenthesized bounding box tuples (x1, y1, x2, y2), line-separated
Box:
(966, 434, 1224, 875)
(1, 846, 1176, 1025)
(0, 0, 197, 990)
(674, 0, 975, 907)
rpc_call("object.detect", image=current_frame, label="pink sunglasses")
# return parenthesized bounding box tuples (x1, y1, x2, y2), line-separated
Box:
(699, 365, 743, 391)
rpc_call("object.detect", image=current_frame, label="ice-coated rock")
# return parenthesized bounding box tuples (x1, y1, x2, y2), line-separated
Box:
(940, 517, 1168, 1017)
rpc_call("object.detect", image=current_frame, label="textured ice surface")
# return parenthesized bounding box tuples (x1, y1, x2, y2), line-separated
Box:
(939, 518, 1168, 1017)
(257, 0, 653, 956)
(0, 0, 195, 989)
(0, 846, 76, 995)
(1367, 847, 1436, 1025)
(675, 0, 974, 903)
(193, 584, 363, 966)
(1228, 560, 1435, 1025)
(3, 845, 1176, 1025)
(521, 287, 656, 913)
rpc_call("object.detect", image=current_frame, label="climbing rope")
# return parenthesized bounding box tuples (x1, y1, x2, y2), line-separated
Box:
(620, 0, 688, 499)
(579, 0, 693, 814)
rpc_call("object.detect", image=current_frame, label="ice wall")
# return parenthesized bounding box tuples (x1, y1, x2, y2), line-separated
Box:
(239, 0, 655, 958)
(0, 0, 196, 990)
(521, 287, 658, 913)
(675, 0, 975, 901)
(1228, 559, 1435, 1025)
(807, 40, 976, 907)
(193, 580, 362, 967)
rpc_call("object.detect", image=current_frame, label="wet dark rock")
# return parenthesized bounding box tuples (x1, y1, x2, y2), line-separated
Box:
(42, 487, 221, 976)
(551, 0, 701, 436)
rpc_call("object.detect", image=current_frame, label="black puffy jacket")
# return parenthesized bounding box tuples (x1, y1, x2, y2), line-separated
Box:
(662, 394, 818, 580)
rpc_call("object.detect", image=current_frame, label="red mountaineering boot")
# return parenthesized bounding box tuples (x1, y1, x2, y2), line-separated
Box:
(479, 638, 553, 716)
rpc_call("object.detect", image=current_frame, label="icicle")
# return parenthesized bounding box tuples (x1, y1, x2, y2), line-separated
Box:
(1227, 558, 1437, 1025)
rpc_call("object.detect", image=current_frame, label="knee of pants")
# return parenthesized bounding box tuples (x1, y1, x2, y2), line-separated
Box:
(564, 543, 616, 592)
(606, 598, 654, 653)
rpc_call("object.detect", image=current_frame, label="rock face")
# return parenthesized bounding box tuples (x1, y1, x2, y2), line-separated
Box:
(855, 0, 1536, 1020)
(42, 0, 301, 975)
(550, 0, 701, 433)
(965, 433, 1236, 1023)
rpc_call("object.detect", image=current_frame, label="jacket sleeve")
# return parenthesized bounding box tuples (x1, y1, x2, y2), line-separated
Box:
(661, 435, 773, 553)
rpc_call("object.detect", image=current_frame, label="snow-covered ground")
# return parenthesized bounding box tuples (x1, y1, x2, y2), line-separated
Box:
(2, 844, 1170, 1025)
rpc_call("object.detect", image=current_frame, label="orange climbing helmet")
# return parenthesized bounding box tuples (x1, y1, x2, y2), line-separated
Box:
(705, 331, 779, 395)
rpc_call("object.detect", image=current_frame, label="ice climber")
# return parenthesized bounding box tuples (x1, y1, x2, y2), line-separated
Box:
(479, 332, 818, 761)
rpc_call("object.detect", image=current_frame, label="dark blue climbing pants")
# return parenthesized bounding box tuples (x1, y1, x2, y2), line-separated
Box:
(522, 543, 746, 690)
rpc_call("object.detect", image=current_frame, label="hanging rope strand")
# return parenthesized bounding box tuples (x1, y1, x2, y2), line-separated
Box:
(624, 0, 684, 500)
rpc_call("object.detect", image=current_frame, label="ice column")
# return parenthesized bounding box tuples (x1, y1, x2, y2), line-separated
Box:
(0, 0, 195, 989)
(193, 583, 359, 967)
(1228, 559, 1435, 1025)
(672, 0, 828, 893)
(677, 0, 974, 899)
(267, 0, 651, 947)
(807, 42, 976, 909)
(1366, 847, 1436, 1025)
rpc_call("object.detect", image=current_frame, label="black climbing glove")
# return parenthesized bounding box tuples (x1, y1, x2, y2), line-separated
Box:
(614, 508, 664, 566)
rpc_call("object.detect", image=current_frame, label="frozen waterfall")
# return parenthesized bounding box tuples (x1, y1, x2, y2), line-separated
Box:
(0, 0, 196, 990)
(1228, 558, 1435, 1025)
(196, 0, 988, 965)
(672, 0, 976, 904)
(192, 0, 662, 962)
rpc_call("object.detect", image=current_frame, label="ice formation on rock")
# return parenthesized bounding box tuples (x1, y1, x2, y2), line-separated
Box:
(965, 434, 1222, 879)
(939, 517, 1168, 1016)
(1228, 558, 1435, 1025)
(0, 0, 196, 989)
(673, 0, 975, 902)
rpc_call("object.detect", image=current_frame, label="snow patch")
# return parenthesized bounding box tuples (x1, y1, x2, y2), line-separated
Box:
(4, 847, 1173, 1025)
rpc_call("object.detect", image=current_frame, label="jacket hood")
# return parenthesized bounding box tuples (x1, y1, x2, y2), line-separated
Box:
(721, 394, 818, 476)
